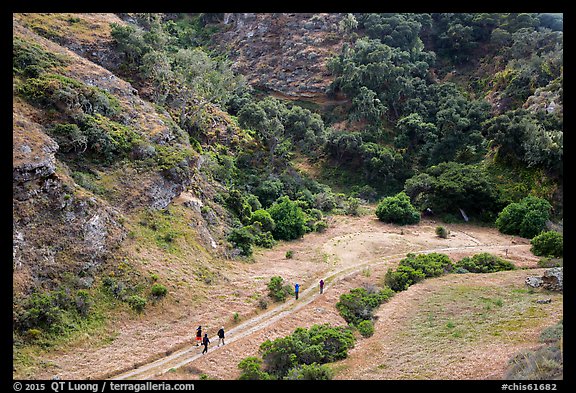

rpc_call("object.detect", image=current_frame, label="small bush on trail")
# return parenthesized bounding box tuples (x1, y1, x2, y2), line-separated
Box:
(435, 226, 449, 238)
(267, 276, 292, 302)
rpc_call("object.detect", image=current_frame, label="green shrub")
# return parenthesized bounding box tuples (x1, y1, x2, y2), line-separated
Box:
(150, 283, 168, 298)
(127, 295, 147, 313)
(254, 179, 284, 208)
(530, 231, 563, 257)
(375, 192, 420, 225)
(454, 252, 515, 273)
(384, 265, 426, 292)
(13, 36, 67, 75)
(314, 220, 329, 232)
(238, 357, 272, 380)
(260, 324, 355, 379)
(399, 252, 453, 278)
(539, 320, 563, 344)
(267, 196, 308, 240)
(250, 209, 276, 232)
(253, 229, 276, 248)
(14, 292, 64, 334)
(505, 344, 563, 380)
(336, 286, 394, 324)
(285, 250, 294, 259)
(227, 226, 255, 256)
(74, 289, 92, 317)
(505, 321, 563, 380)
(495, 196, 552, 238)
(357, 320, 374, 337)
(18, 73, 120, 117)
(25, 328, 43, 342)
(258, 297, 268, 310)
(537, 257, 563, 268)
(267, 276, 292, 302)
(435, 226, 449, 238)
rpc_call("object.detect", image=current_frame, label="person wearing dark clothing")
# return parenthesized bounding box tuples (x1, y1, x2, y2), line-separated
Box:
(217, 326, 225, 346)
(294, 283, 300, 300)
(202, 333, 210, 354)
(195, 326, 202, 346)
(319, 279, 324, 294)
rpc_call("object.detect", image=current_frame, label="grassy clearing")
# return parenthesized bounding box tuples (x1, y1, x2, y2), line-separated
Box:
(403, 283, 561, 346)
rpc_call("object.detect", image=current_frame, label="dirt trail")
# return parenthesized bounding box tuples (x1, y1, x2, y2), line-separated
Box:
(106, 214, 545, 380)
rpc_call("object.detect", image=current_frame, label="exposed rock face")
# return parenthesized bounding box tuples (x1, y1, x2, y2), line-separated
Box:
(13, 109, 127, 293)
(542, 267, 563, 291)
(13, 15, 231, 295)
(211, 13, 347, 99)
(525, 267, 563, 291)
(13, 112, 59, 187)
(523, 80, 563, 116)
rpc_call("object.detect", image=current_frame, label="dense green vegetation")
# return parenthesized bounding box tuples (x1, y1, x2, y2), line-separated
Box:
(495, 196, 552, 238)
(384, 252, 516, 291)
(385, 252, 453, 291)
(530, 231, 563, 258)
(238, 324, 355, 380)
(375, 191, 420, 225)
(102, 12, 563, 243)
(336, 286, 394, 325)
(454, 252, 516, 273)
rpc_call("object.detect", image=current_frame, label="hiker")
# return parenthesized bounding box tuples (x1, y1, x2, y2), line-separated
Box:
(195, 326, 202, 346)
(295, 283, 300, 300)
(202, 333, 210, 354)
(319, 279, 324, 294)
(217, 326, 225, 346)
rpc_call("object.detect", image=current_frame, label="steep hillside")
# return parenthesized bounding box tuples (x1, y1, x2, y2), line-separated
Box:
(211, 13, 347, 100)
(13, 13, 254, 377)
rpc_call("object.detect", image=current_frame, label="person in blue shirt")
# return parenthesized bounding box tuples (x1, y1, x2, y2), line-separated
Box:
(295, 283, 300, 300)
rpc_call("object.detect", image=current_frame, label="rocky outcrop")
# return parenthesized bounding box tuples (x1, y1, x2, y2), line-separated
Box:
(13, 118, 127, 292)
(523, 78, 563, 116)
(211, 13, 348, 99)
(13, 111, 58, 187)
(12, 16, 229, 296)
(525, 267, 563, 291)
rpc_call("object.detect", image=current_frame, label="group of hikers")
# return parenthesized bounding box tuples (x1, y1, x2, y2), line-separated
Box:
(194, 279, 325, 354)
(195, 325, 225, 354)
